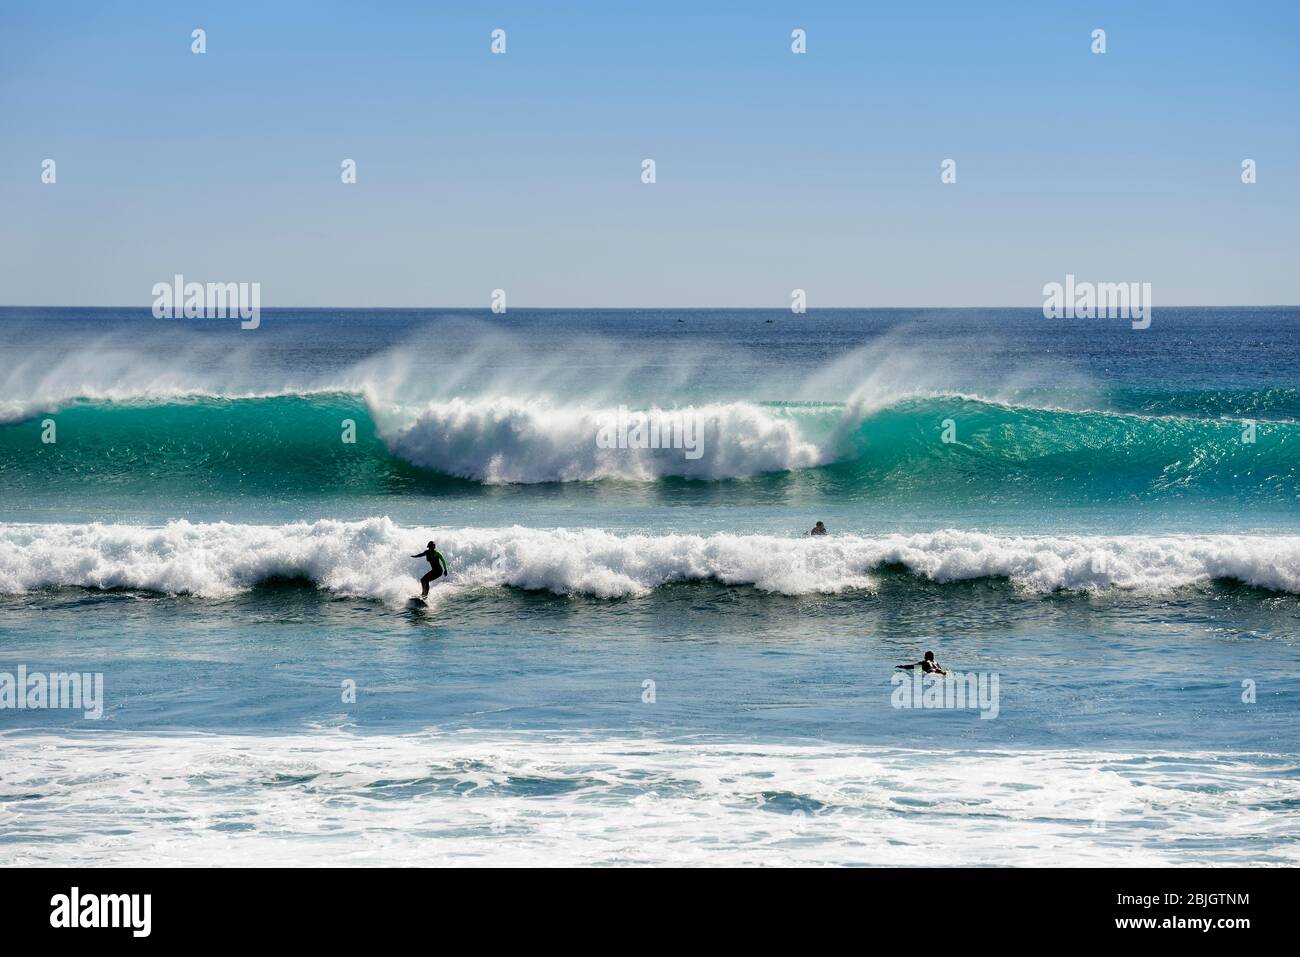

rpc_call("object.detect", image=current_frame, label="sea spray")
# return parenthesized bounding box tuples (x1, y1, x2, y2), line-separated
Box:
(3, 394, 1295, 499)
(385, 397, 823, 482)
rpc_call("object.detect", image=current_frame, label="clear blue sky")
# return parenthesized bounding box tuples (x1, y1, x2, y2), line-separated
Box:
(2, 1, 1297, 307)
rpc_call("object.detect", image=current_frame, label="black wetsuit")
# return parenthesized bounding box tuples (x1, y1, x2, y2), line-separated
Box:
(415, 548, 448, 596)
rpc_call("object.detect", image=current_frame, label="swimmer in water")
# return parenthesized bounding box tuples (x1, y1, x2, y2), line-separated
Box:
(896, 651, 946, 676)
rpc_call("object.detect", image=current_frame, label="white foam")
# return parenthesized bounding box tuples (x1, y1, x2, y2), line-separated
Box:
(2, 730, 1294, 866)
(378, 396, 827, 483)
(1, 520, 1298, 601)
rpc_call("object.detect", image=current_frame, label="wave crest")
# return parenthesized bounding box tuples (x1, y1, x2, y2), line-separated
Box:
(379, 397, 826, 483)
(2, 520, 1297, 601)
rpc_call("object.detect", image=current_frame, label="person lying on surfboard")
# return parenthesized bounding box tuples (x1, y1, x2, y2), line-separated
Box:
(411, 541, 449, 598)
(895, 651, 946, 675)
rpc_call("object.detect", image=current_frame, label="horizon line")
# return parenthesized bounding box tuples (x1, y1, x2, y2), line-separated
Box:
(3, 304, 1298, 311)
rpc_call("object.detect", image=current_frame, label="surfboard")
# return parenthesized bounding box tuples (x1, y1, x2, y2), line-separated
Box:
(407, 597, 428, 608)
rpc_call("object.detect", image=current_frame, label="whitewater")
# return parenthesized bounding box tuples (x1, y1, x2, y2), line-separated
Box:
(3, 519, 1299, 601)
(4, 730, 1296, 867)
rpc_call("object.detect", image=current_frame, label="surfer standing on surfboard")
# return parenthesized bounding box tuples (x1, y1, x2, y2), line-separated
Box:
(411, 541, 449, 598)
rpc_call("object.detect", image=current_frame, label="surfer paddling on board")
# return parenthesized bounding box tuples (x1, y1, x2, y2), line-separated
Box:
(411, 541, 449, 598)
(810, 521, 828, 536)
(896, 651, 946, 676)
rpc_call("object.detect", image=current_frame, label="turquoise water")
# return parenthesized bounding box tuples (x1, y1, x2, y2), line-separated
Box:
(1, 307, 1297, 865)
(3, 391, 1298, 528)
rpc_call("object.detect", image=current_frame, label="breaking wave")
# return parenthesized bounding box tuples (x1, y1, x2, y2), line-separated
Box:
(2, 519, 1298, 602)
(1, 391, 1296, 497)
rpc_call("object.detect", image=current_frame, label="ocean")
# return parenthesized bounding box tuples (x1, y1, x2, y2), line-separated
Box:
(1, 306, 1298, 866)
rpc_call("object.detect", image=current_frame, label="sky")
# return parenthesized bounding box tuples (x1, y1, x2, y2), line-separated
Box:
(1, 1, 1297, 307)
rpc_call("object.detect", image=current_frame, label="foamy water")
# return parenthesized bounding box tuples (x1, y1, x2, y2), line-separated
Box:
(3, 519, 1299, 601)
(2, 730, 1295, 867)
(381, 397, 828, 483)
